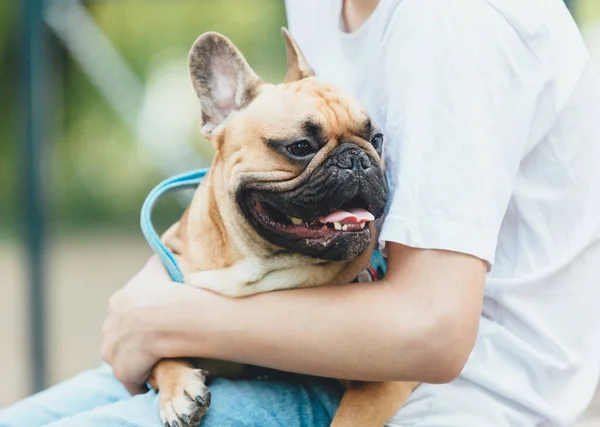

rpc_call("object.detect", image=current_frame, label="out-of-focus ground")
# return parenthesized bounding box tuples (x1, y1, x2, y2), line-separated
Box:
(0, 232, 598, 424)
(0, 232, 151, 405)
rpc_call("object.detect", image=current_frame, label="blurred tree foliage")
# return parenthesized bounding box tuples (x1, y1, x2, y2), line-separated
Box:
(576, 0, 600, 23)
(0, 0, 287, 236)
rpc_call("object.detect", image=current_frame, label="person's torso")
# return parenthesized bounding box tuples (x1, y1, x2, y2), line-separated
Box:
(285, 0, 600, 425)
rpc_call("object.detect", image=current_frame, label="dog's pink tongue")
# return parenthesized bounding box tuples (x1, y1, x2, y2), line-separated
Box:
(319, 208, 374, 224)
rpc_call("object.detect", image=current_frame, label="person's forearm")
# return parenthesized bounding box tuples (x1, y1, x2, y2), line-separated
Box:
(152, 278, 471, 383)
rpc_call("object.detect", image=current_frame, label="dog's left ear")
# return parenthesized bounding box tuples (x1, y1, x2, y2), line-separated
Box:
(189, 32, 262, 137)
(282, 28, 315, 83)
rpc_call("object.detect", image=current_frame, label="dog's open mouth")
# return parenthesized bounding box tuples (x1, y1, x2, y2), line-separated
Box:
(251, 198, 373, 239)
(238, 180, 386, 260)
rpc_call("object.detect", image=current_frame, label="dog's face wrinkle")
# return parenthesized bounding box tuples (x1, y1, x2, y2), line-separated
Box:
(236, 142, 383, 202)
(272, 152, 387, 219)
(230, 138, 339, 194)
(260, 118, 330, 167)
(302, 119, 329, 148)
(325, 99, 343, 136)
(360, 117, 372, 141)
(232, 142, 388, 261)
(266, 152, 386, 214)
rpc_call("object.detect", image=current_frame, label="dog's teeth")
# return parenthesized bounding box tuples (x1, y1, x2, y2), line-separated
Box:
(342, 224, 348, 231)
(334, 222, 342, 230)
(359, 223, 366, 229)
(290, 216, 303, 225)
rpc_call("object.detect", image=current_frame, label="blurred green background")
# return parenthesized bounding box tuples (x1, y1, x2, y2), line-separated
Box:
(0, 0, 288, 406)
(0, 0, 287, 237)
(1, 0, 599, 419)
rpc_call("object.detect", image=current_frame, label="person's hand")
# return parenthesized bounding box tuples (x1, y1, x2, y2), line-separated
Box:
(101, 256, 193, 394)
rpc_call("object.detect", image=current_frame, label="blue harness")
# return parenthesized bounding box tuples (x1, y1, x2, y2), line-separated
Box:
(140, 168, 387, 283)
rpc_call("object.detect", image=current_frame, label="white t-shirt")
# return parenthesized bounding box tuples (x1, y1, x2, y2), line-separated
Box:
(285, 0, 600, 426)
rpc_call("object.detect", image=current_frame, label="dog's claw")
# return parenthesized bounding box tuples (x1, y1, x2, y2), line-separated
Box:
(196, 390, 211, 408)
(159, 368, 211, 426)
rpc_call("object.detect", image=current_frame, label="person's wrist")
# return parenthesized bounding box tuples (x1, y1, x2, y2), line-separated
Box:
(147, 284, 219, 359)
(123, 303, 167, 363)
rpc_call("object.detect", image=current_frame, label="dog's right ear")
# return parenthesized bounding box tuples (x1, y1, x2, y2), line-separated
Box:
(282, 28, 314, 83)
(189, 32, 262, 137)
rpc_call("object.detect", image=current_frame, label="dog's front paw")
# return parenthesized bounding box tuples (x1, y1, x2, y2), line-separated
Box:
(158, 368, 211, 427)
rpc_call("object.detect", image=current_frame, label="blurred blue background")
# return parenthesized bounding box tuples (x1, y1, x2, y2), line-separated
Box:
(0, 1, 599, 422)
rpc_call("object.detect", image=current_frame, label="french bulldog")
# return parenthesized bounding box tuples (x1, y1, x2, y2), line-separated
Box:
(147, 29, 419, 427)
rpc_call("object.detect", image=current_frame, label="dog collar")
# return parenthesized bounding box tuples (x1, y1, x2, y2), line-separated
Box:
(140, 168, 210, 283)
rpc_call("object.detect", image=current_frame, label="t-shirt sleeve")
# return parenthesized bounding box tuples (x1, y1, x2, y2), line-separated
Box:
(378, 0, 547, 265)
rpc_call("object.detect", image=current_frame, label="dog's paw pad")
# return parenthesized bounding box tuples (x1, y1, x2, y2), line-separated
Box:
(159, 369, 211, 427)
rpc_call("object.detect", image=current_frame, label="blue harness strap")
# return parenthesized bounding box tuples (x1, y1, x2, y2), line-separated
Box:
(140, 167, 387, 284)
(140, 168, 209, 283)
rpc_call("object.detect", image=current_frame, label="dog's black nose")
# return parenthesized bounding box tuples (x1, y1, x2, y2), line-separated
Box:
(335, 144, 371, 170)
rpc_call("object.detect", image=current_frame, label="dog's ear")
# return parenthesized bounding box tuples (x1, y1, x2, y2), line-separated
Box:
(189, 32, 262, 137)
(281, 27, 315, 83)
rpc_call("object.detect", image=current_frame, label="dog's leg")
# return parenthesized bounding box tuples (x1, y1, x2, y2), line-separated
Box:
(330, 381, 419, 427)
(148, 359, 211, 427)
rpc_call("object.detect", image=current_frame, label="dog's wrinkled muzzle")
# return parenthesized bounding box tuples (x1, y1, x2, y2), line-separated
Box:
(257, 143, 387, 221)
(237, 144, 388, 261)
(335, 143, 372, 170)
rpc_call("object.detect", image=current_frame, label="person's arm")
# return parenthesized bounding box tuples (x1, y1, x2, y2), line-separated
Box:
(101, 247, 484, 392)
(150, 243, 486, 383)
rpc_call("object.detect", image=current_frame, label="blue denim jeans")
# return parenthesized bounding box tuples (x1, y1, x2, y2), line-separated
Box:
(0, 364, 343, 427)
(0, 363, 533, 427)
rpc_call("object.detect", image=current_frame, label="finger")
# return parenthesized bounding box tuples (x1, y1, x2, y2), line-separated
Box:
(113, 365, 147, 396)
(100, 340, 113, 365)
(101, 317, 114, 336)
(124, 380, 148, 396)
(101, 312, 120, 341)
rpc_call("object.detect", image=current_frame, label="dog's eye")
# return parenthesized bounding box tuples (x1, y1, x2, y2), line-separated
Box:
(287, 140, 315, 157)
(370, 134, 383, 150)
